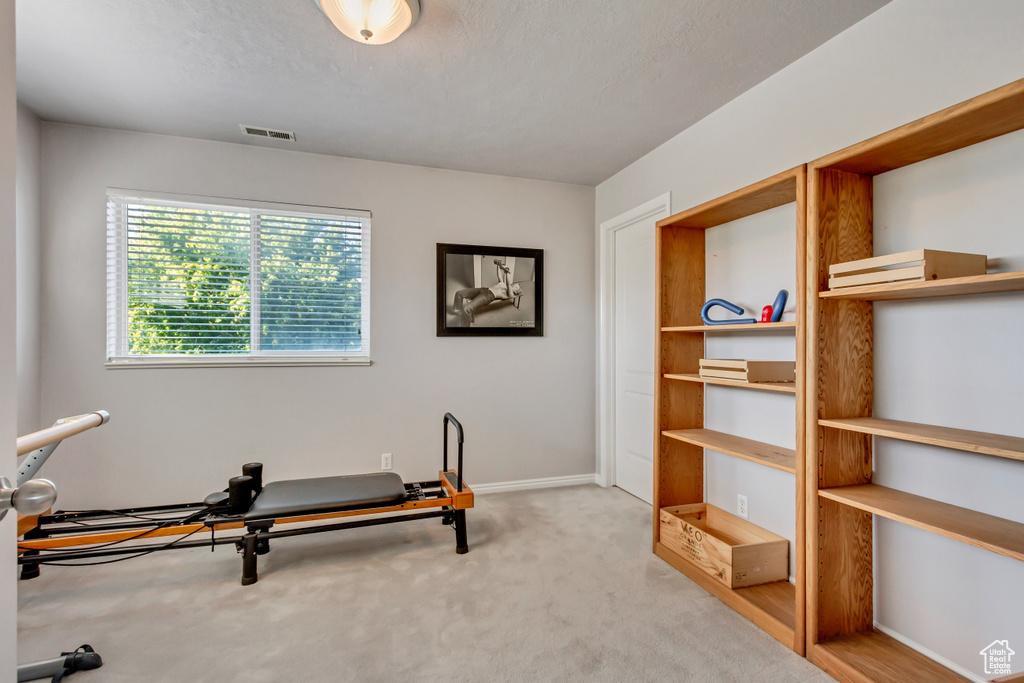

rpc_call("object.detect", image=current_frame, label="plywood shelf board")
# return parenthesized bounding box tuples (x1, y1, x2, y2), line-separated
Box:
(811, 77, 1024, 176)
(663, 429, 797, 473)
(818, 270, 1024, 301)
(736, 580, 798, 632)
(654, 543, 797, 649)
(811, 630, 970, 683)
(819, 417, 1024, 462)
(663, 373, 797, 394)
(818, 484, 1024, 562)
(657, 166, 800, 231)
(661, 321, 796, 333)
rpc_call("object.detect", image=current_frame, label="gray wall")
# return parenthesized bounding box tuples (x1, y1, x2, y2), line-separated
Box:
(38, 124, 595, 509)
(595, 0, 1024, 678)
(16, 105, 40, 435)
(1, 0, 18, 675)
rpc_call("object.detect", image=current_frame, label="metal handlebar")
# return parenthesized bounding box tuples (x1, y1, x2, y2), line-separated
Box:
(17, 411, 110, 457)
(11, 410, 110, 515)
(17, 410, 110, 487)
(443, 413, 463, 444)
(442, 413, 464, 493)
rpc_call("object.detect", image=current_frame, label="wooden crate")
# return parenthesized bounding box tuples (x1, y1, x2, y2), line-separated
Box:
(659, 503, 789, 588)
(699, 358, 795, 384)
(828, 249, 987, 290)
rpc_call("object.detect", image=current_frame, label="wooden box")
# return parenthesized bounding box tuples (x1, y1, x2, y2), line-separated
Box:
(659, 503, 788, 589)
(828, 249, 987, 290)
(699, 358, 795, 384)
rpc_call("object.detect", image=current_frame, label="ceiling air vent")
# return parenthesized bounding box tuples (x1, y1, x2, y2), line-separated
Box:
(239, 125, 296, 141)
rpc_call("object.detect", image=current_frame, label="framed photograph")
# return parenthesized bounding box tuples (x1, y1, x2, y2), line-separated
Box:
(436, 243, 544, 337)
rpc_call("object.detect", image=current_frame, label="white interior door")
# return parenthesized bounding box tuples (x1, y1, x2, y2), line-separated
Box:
(613, 221, 656, 503)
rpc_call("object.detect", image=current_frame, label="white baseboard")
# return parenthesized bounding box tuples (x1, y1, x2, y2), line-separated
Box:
(473, 473, 597, 495)
(873, 622, 985, 683)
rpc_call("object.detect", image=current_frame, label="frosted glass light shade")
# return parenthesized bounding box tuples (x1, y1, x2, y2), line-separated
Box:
(316, 0, 420, 45)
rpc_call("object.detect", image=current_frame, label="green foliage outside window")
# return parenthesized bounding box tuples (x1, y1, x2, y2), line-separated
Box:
(258, 215, 363, 352)
(123, 203, 363, 355)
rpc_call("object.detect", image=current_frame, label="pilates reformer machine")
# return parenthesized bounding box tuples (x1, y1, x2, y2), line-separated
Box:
(17, 412, 473, 590)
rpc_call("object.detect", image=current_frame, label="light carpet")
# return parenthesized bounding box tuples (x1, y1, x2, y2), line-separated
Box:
(18, 485, 831, 682)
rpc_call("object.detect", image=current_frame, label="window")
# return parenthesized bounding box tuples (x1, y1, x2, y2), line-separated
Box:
(106, 191, 370, 367)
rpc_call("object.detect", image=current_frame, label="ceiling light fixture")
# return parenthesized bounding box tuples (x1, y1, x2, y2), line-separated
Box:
(315, 0, 421, 46)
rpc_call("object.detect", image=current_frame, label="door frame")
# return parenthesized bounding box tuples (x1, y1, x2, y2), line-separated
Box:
(596, 193, 671, 488)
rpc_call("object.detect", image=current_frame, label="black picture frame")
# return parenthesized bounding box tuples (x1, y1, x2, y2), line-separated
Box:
(436, 243, 544, 337)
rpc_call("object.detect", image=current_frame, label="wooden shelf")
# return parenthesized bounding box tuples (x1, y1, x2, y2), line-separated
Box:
(818, 270, 1024, 301)
(662, 429, 796, 473)
(663, 373, 796, 394)
(818, 484, 1024, 562)
(655, 543, 797, 650)
(661, 321, 796, 333)
(811, 78, 1024, 176)
(819, 417, 1024, 462)
(657, 168, 798, 230)
(810, 630, 970, 683)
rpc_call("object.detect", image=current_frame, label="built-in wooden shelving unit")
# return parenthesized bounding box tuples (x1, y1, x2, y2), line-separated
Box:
(805, 77, 1024, 682)
(654, 165, 806, 654)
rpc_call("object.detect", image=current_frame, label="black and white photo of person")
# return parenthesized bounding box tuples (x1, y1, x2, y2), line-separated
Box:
(444, 253, 536, 328)
(453, 259, 522, 323)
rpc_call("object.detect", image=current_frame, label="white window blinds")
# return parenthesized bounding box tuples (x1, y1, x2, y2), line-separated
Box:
(106, 191, 370, 366)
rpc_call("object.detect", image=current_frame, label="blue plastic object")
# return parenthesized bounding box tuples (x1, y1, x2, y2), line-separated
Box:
(700, 298, 757, 326)
(770, 290, 788, 323)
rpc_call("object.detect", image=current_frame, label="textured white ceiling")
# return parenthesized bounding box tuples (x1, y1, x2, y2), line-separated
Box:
(16, 0, 888, 185)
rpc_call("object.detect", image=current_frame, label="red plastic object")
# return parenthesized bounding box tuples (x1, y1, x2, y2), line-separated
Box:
(760, 305, 773, 323)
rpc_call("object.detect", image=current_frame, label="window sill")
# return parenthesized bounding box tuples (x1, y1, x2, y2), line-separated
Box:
(105, 356, 371, 369)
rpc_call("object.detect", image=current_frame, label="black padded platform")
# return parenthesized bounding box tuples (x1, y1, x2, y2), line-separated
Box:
(244, 472, 407, 522)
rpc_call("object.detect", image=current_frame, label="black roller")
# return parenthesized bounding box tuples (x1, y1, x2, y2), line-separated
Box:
(242, 463, 264, 494)
(228, 475, 255, 514)
(203, 491, 230, 508)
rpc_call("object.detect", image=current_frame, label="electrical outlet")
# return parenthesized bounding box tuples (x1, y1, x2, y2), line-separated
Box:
(737, 494, 748, 519)
(381, 453, 392, 470)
